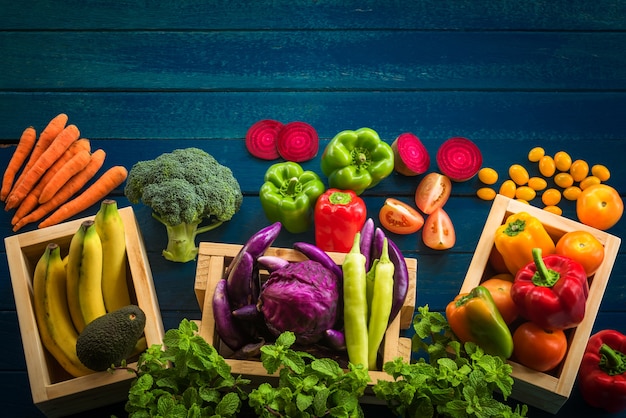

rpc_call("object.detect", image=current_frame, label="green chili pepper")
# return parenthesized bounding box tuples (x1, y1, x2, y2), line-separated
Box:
(259, 161, 325, 233)
(365, 258, 379, 314)
(320, 127, 395, 195)
(343, 232, 369, 369)
(367, 237, 395, 370)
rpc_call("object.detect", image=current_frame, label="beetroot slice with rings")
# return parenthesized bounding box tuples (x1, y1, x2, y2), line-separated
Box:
(276, 121, 319, 163)
(391, 132, 430, 176)
(245, 119, 284, 160)
(436, 137, 483, 181)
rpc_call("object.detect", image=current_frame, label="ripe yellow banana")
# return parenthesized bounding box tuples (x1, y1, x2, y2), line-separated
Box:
(95, 199, 131, 312)
(32, 243, 94, 377)
(66, 220, 107, 332)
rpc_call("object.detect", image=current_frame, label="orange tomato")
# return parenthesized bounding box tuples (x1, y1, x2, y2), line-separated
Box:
(422, 207, 455, 250)
(488, 246, 510, 274)
(512, 322, 567, 372)
(379, 198, 424, 234)
(555, 230, 604, 277)
(481, 277, 518, 325)
(414, 172, 451, 214)
(576, 184, 624, 230)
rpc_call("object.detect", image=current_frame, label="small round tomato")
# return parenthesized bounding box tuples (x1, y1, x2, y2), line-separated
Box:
(512, 322, 567, 372)
(422, 207, 455, 250)
(481, 277, 518, 324)
(414, 172, 451, 215)
(379, 198, 424, 234)
(556, 230, 605, 277)
(576, 184, 624, 230)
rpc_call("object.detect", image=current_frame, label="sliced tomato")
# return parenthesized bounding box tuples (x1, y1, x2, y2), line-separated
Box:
(379, 198, 424, 234)
(422, 207, 455, 250)
(414, 172, 452, 214)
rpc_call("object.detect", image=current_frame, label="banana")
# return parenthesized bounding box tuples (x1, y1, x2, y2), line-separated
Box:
(66, 220, 107, 332)
(95, 199, 131, 312)
(32, 243, 94, 377)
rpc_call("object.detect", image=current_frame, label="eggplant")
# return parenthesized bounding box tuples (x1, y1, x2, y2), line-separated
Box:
(232, 303, 260, 321)
(323, 328, 347, 351)
(359, 218, 375, 270)
(212, 279, 248, 351)
(372, 227, 410, 325)
(293, 241, 343, 282)
(243, 221, 282, 259)
(225, 251, 255, 308)
(257, 255, 290, 272)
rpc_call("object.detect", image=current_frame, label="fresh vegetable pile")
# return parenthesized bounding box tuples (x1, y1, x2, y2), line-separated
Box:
(2, 114, 128, 231)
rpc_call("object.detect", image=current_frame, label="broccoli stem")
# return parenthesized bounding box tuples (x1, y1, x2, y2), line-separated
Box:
(152, 213, 224, 263)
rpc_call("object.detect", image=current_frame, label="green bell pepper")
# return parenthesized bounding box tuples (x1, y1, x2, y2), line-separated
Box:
(259, 161, 325, 234)
(320, 127, 395, 195)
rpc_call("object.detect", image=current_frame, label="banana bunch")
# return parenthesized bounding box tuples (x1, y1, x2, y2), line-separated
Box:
(32, 199, 132, 377)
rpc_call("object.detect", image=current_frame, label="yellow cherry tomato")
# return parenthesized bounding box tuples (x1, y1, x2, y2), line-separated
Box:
(554, 172, 574, 189)
(591, 164, 611, 182)
(515, 186, 536, 201)
(580, 176, 601, 190)
(516, 199, 530, 205)
(541, 188, 562, 206)
(569, 159, 589, 182)
(499, 179, 517, 199)
(478, 167, 499, 185)
(539, 155, 556, 177)
(528, 177, 547, 191)
(563, 186, 582, 201)
(554, 151, 572, 172)
(528, 147, 545, 162)
(509, 164, 529, 186)
(477, 187, 497, 201)
(543, 205, 563, 216)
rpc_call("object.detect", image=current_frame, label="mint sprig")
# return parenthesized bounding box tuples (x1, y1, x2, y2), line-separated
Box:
(373, 305, 528, 418)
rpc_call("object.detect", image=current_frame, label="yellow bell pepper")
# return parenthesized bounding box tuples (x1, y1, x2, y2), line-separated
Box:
(493, 212, 555, 275)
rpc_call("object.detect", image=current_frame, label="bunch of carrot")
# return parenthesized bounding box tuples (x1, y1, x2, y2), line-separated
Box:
(1, 113, 128, 232)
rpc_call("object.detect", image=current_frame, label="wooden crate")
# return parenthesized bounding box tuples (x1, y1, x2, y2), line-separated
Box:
(5, 206, 165, 418)
(193, 242, 417, 401)
(460, 194, 621, 414)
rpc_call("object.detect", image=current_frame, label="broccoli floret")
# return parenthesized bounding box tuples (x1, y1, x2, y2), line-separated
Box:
(124, 147, 243, 263)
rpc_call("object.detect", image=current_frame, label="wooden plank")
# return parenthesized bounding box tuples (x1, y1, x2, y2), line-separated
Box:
(1, 0, 625, 30)
(1, 31, 625, 91)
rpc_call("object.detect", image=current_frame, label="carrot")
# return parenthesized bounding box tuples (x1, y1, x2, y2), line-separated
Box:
(1, 126, 37, 202)
(11, 138, 91, 224)
(12, 149, 106, 232)
(10, 113, 68, 195)
(38, 165, 127, 229)
(5, 124, 80, 210)
(38, 149, 92, 204)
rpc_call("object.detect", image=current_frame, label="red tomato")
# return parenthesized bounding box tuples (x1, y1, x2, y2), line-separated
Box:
(512, 322, 567, 372)
(555, 230, 605, 277)
(576, 184, 624, 230)
(480, 277, 518, 325)
(379, 198, 424, 234)
(414, 172, 452, 214)
(422, 207, 455, 250)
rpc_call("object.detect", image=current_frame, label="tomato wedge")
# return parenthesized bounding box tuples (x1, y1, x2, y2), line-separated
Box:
(414, 172, 452, 214)
(422, 207, 455, 250)
(379, 198, 424, 234)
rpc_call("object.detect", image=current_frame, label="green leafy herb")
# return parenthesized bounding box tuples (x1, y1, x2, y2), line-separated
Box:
(372, 305, 528, 418)
(248, 331, 371, 417)
(122, 319, 250, 418)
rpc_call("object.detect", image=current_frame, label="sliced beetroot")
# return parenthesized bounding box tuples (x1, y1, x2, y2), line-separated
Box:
(436, 137, 482, 181)
(245, 119, 284, 160)
(276, 121, 319, 162)
(391, 132, 430, 176)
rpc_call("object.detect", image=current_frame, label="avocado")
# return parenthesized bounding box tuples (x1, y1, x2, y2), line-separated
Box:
(76, 304, 147, 371)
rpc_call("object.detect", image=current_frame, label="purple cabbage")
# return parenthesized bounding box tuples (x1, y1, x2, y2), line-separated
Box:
(257, 260, 339, 345)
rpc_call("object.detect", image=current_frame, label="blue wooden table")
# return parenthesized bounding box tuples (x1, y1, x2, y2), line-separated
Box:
(1, 1, 626, 416)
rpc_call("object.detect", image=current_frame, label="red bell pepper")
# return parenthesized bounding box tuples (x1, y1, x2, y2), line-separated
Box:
(579, 330, 626, 413)
(510, 247, 588, 330)
(314, 188, 366, 253)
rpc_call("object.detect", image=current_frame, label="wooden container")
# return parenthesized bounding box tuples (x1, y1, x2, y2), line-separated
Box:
(5, 206, 165, 418)
(193, 242, 417, 401)
(461, 194, 621, 414)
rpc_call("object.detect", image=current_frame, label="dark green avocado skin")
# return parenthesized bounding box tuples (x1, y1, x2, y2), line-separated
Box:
(76, 304, 147, 371)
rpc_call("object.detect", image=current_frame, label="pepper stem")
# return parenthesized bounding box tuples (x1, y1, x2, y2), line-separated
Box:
(329, 191, 353, 205)
(599, 343, 626, 376)
(283, 177, 301, 196)
(531, 247, 560, 287)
